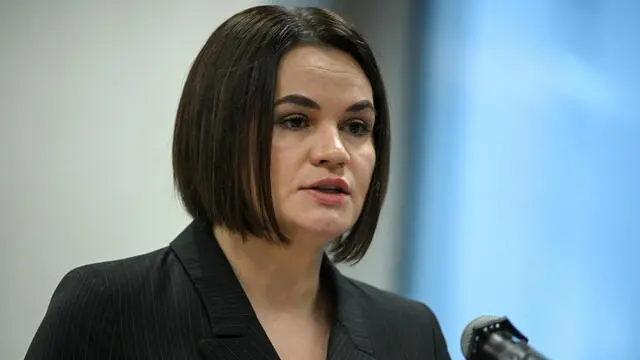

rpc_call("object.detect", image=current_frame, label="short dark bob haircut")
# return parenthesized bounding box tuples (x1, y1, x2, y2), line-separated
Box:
(172, 5, 390, 264)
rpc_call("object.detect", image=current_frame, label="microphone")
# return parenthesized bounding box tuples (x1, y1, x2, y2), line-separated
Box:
(460, 315, 551, 360)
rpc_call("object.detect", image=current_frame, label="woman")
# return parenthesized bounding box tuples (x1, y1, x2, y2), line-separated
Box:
(26, 5, 451, 360)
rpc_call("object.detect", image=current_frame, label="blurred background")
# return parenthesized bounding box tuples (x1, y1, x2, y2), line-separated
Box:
(1, 0, 638, 359)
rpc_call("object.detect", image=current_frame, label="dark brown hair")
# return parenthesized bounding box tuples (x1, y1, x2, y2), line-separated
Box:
(172, 5, 390, 263)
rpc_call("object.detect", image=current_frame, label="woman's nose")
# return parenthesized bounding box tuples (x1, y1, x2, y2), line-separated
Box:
(309, 126, 350, 168)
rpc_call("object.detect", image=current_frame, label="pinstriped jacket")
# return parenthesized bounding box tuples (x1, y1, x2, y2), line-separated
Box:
(26, 220, 451, 360)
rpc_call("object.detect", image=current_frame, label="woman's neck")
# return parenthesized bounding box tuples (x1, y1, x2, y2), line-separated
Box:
(213, 226, 329, 317)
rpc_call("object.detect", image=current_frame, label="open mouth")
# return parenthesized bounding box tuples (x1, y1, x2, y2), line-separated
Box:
(302, 177, 350, 198)
(303, 185, 349, 206)
(308, 185, 346, 194)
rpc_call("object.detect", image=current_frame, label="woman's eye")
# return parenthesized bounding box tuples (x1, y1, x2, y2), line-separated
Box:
(278, 116, 309, 130)
(344, 120, 372, 136)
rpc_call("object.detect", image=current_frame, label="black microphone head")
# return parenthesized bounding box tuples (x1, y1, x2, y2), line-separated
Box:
(460, 315, 502, 359)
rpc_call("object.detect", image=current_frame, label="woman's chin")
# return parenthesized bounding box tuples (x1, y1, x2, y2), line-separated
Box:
(283, 216, 352, 245)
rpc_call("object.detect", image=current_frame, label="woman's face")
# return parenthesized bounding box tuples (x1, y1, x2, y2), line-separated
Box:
(270, 45, 376, 246)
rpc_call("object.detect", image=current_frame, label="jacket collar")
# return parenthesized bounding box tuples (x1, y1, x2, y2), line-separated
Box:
(170, 219, 375, 359)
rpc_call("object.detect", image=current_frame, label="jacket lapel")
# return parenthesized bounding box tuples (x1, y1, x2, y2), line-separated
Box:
(322, 258, 377, 360)
(170, 220, 378, 360)
(170, 220, 279, 360)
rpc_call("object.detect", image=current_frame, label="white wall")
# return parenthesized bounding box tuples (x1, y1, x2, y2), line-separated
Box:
(0, 1, 262, 358)
(0, 1, 415, 358)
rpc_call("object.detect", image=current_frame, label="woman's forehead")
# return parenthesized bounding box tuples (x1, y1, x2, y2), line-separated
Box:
(275, 46, 373, 102)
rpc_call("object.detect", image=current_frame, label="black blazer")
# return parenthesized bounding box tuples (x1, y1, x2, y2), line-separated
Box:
(26, 220, 451, 359)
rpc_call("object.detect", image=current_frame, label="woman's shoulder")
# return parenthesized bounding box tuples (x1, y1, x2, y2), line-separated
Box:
(345, 277, 438, 322)
(52, 247, 170, 296)
(25, 246, 190, 358)
(70, 246, 171, 278)
(51, 245, 186, 311)
(40, 246, 173, 316)
(340, 277, 451, 359)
